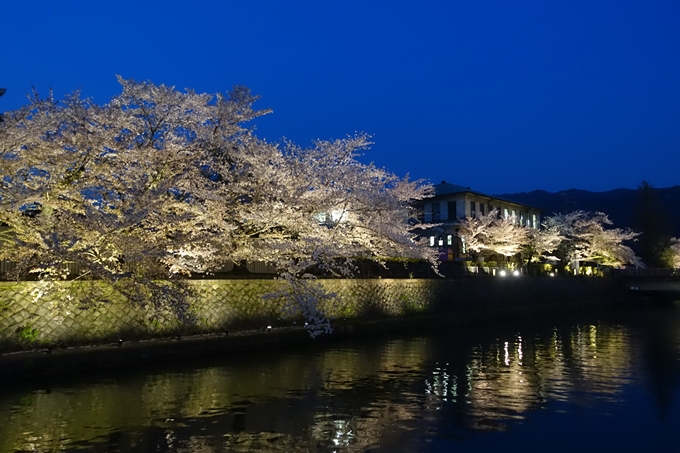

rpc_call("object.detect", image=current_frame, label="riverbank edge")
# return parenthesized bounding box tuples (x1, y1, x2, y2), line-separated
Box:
(0, 290, 642, 383)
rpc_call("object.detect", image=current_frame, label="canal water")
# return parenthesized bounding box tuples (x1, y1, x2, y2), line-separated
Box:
(1, 304, 679, 452)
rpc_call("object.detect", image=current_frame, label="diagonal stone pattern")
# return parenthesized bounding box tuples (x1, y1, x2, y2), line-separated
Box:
(0, 279, 437, 352)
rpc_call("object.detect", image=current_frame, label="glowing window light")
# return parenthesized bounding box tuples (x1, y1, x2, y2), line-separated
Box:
(429, 236, 435, 247)
(330, 209, 345, 223)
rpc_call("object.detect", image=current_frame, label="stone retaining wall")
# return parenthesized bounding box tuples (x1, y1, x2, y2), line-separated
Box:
(0, 277, 621, 352)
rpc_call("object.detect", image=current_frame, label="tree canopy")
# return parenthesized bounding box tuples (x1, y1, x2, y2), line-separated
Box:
(542, 211, 642, 268)
(457, 209, 528, 260)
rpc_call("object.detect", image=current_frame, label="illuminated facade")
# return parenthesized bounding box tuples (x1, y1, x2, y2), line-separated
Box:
(417, 181, 542, 261)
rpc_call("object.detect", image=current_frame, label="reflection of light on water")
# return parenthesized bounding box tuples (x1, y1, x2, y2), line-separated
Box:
(0, 320, 647, 451)
(425, 362, 451, 401)
(589, 325, 597, 350)
(165, 430, 176, 450)
(518, 335, 523, 365)
(425, 362, 460, 404)
(331, 419, 354, 446)
(311, 416, 356, 448)
(504, 342, 510, 366)
(466, 364, 473, 397)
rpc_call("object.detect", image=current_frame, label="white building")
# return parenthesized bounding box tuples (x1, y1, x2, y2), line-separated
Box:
(417, 181, 541, 261)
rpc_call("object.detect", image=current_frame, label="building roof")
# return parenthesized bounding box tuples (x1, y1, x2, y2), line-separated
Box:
(432, 181, 541, 211)
(434, 182, 472, 196)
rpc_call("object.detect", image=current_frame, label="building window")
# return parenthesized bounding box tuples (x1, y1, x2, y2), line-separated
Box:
(470, 201, 476, 216)
(438, 238, 444, 246)
(429, 236, 435, 247)
(461, 236, 467, 254)
(432, 203, 441, 222)
(504, 208, 509, 219)
(448, 201, 457, 220)
(480, 204, 485, 215)
(447, 235, 452, 246)
(532, 214, 537, 229)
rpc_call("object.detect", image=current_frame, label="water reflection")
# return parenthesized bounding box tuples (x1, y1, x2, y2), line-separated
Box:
(1, 306, 680, 452)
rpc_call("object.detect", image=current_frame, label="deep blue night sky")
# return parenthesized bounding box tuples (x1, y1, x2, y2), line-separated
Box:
(2, 0, 679, 194)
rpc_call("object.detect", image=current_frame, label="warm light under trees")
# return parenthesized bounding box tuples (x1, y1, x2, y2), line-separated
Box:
(456, 209, 642, 270)
(457, 209, 528, 261)
(541, 211, 642, 269)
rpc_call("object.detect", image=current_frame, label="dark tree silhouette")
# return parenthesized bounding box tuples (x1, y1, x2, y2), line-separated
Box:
(633, 181, 673, 267)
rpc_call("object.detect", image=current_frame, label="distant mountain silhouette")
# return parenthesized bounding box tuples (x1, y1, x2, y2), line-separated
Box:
(495, 186, 680, 238)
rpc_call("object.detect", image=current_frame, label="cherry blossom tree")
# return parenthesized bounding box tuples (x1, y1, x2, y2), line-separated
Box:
(0, 77, 436, 331)
(457, 209, 528, 261)
(542, 211, 642, 268)
(524, 223, 564, 263)
(456, 210, 497, 261)
(484, 214, 529, 258)
(663, 238, 680, 269)
(456, 209, 640, 271)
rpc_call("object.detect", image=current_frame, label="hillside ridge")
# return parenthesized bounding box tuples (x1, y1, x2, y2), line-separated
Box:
(495, 186, 680, 237)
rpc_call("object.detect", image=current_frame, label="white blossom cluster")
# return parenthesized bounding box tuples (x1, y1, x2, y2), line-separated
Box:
(542, 211, 642, 268)
(457, 209, 529, 259)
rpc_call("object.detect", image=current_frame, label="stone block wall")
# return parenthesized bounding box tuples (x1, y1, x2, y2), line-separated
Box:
(0, 279, 441, 352)
(0, 277, 619, 352)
